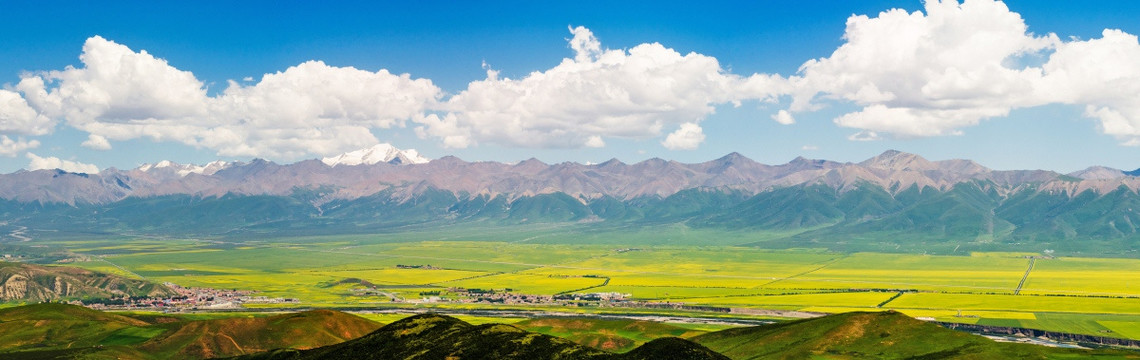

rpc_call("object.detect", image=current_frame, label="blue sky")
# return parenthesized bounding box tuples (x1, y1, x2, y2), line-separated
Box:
(1, 0, 1139, 173)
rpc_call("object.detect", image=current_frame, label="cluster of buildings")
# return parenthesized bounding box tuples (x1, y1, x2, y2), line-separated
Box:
(80, 283, 297, 311)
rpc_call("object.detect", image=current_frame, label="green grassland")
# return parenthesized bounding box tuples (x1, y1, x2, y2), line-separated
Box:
(19, 225, 1140, 342)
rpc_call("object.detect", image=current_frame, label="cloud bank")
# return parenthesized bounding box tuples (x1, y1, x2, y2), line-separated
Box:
(416, 26, 785, 149)
(3, 0, 1140, 172)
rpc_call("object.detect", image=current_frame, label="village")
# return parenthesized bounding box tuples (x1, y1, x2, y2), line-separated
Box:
(79, 283, 299, 311)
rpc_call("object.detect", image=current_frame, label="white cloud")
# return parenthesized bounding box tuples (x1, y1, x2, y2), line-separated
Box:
(0, 136, 40, 157)
(1042, 29, 1140, 144)
(847, 130, 881, 141)
(786, 0, 1140, 145)
(771, 110, 795, 125)
(661, 122, 705, 150)
(788, 0, 1056, 139)
(16, 36, 442, 160)
(418, 26, 786, 149)
(0, 89, 53, 135)
(26, 152, 99, 173)
(81, 134, 111, 150)
(18, 36, 208, 128)
(801, 145, 818, 150)
(584, 135, 605, 148)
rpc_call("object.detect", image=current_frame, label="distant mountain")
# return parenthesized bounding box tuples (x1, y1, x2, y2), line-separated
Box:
(0, 150, 1087, 205)
(321, 143, 429, 167)
(5, 151, 1140, 253)
(1069, 166, 1127, 180)
(0, 262, 174, 302)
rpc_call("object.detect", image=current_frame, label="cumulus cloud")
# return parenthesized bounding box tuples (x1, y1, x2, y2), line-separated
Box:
(15, 36, 442, 160)
(81, 134, 111, 150)
(661, 122, 705, 150)
(786, 0, 1140, 145)
(0, 136, 40, 157)
(26, 152, 99, 173)
(787, 0, 1055, 139)
(417, 26, 786, 149)
(0, 89, 53, 135)
(771, 110, 795, 125)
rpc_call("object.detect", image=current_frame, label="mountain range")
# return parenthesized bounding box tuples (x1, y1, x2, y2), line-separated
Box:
(3, 147, 1140, 254)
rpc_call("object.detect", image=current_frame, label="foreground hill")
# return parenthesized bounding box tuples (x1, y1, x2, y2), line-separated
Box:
(0, 304, 380, 360)
(692, 311, 1137, 359)
(0, 261, 174, 302)
(230, 313, 728, 360)
(0, 305, 1136, 359)
(4, 150, 1140, 255)
(137, 309, 382, 359)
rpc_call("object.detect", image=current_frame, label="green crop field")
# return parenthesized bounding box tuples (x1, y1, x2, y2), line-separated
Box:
(24, 225, 1140, 341)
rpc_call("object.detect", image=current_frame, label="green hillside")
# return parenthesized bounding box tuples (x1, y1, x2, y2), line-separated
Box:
(0, 304, 380, 360)
(692, 311, 1137, 359)
(231, 313, 728, 360)
(1, 305, 1137, 360)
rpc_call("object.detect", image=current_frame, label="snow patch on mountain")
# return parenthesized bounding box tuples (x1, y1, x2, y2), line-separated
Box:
(137, 160, 231, 176)
(321, 144, 430, 167)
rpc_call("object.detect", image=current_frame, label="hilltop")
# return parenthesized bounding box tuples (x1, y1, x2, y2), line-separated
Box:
(693, 311, 1091, 359)
(229, 313, 727, 360)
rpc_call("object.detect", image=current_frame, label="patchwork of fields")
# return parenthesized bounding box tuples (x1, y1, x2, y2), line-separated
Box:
(31, 225, 1140, 341)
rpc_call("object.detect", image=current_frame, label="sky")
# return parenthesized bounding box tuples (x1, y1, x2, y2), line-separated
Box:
(1, 0, 1140, 174)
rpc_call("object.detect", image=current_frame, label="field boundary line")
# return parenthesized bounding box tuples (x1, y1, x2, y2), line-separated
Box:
(755, 254, 849, 289)
(1014, 258, 1035, 295)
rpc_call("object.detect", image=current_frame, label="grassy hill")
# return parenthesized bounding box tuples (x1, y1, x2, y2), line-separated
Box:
(137, 310, 381, 359)
(1, 305, 1138, 359)
(230, 313, 727, 360)
(692, 311, 1138, 359)
(0, 304, 380, 360)
(0, 303, 151, 353)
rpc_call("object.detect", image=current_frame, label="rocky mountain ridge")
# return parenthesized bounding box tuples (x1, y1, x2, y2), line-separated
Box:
(2, 150, 1137, 206)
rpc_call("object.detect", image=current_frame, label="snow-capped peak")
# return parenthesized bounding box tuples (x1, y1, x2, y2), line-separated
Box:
(321, 143, 430, 167)
(136, 160, 231, 176)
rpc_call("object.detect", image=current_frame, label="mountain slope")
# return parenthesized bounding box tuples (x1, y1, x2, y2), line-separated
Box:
(0, 262, 174, 302)
(0, 303, 153, 355)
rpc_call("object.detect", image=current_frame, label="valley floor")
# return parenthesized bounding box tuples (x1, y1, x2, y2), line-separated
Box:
(12, 224, 1140, 344)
